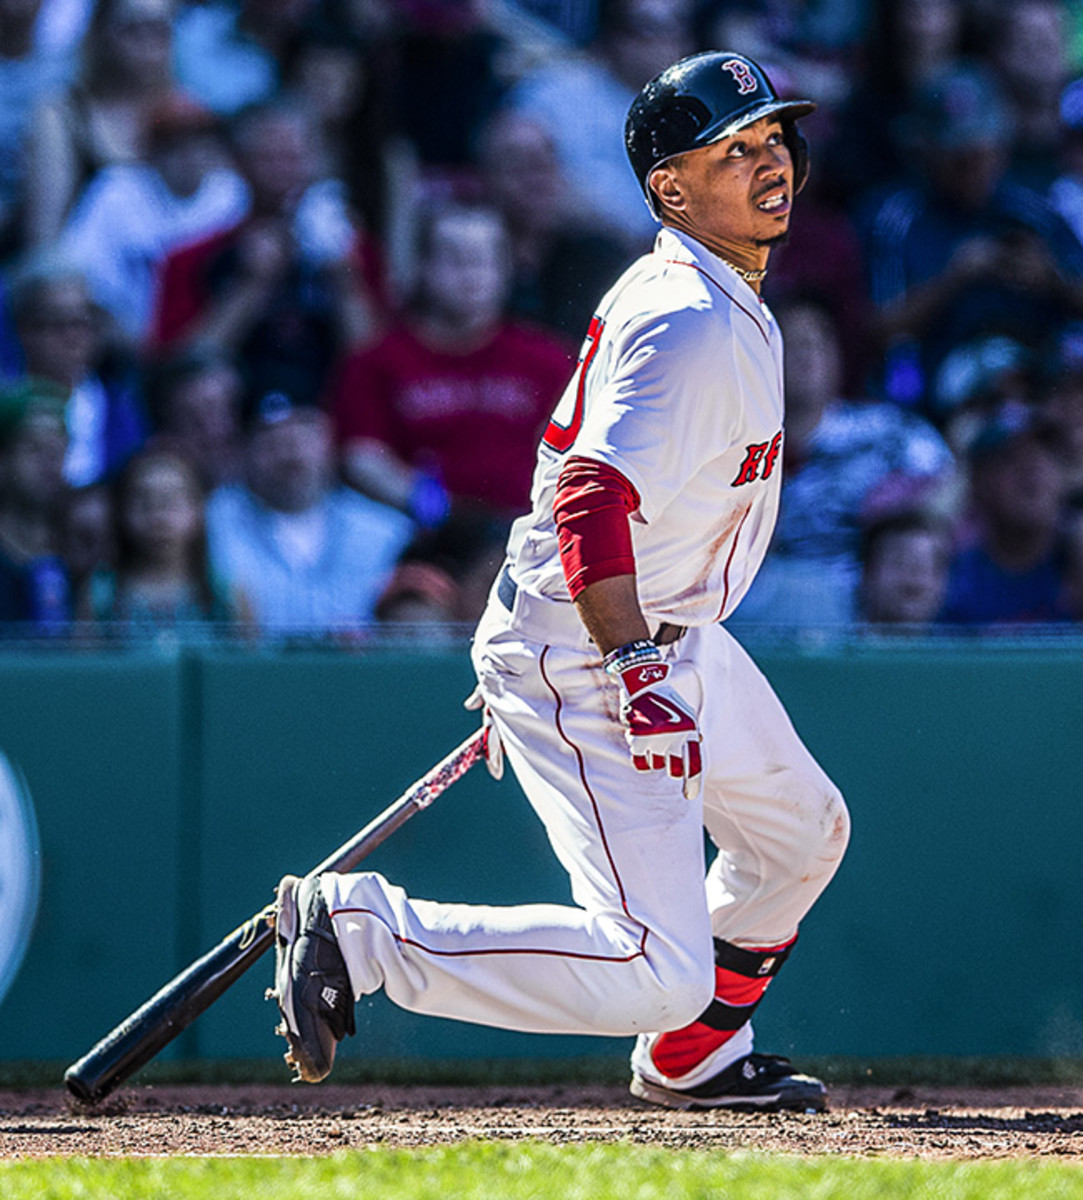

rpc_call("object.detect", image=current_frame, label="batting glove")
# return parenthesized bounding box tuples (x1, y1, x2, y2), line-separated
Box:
(464, 685, 505, 780)
(605, 641, 702, 800)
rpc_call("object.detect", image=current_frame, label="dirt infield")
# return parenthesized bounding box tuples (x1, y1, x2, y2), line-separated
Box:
(3, 1083, 1083, 1159)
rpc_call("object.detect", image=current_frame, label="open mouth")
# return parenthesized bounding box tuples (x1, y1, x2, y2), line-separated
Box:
(756, 189, 789, 213)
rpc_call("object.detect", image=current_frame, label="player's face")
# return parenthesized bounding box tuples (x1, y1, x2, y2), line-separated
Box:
(654, 117, 794, 252)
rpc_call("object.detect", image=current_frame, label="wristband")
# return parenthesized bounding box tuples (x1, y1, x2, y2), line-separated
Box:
(409, 472, 450, 528)
(603, 639, 660, 679)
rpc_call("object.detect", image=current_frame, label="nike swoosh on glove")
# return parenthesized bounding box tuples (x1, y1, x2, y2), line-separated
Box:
(617, 658, 702, 800)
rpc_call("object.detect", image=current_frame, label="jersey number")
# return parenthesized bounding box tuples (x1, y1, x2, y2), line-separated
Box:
(543, 315, 604, 453)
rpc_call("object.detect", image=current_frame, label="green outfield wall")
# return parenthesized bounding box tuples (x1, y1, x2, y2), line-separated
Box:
(1, 636, 1081, 1066)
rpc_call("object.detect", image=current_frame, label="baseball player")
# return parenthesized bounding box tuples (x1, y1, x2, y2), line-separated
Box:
(270, 51, 850, 1112)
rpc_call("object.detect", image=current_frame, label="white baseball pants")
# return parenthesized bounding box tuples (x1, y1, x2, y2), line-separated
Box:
(322, 593, 849, 1045)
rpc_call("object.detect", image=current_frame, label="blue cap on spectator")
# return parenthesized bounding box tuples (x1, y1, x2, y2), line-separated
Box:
(245, 389, 319, 433)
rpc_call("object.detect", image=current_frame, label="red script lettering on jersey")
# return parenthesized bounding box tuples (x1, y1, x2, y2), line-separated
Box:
(544, 315, 605, 453)
(731, 430, 782, 486)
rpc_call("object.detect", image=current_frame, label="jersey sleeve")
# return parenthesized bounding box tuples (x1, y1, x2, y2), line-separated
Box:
(569, 304, 740, 524)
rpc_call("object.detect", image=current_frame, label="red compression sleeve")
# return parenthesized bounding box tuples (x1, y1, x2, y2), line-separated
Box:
(554, 457, 641, 600)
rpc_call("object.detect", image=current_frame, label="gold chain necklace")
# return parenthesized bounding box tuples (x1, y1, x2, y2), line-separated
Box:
(719, 258, 768, 283)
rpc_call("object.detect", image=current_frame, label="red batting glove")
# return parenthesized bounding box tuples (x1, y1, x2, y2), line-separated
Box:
(613, 652, 702, 800)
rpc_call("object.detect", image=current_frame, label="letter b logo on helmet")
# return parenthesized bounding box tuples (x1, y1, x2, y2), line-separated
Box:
(624, 50, 816, 217)
(721, 58, 759, 96)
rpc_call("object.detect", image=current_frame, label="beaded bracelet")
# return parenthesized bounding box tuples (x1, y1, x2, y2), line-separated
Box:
(602, 638, 661, 679)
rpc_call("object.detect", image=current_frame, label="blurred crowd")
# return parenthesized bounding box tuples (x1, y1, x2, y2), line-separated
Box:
(1, 0, 1083, 644)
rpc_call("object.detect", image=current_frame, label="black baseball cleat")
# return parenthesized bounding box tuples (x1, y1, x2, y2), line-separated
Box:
(268, 873, 355, 1083)
(630, 1053, 827, 1112)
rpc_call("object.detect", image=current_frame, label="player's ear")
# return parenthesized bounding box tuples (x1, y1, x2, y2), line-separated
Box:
(649, 164, 686, 214)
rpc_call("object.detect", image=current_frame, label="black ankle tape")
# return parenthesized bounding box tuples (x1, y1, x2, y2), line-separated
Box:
(713, 935, 796, 979)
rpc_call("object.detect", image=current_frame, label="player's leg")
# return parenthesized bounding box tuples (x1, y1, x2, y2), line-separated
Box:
(272, 601, 715, 1078)
(630, 623, 850, 1109)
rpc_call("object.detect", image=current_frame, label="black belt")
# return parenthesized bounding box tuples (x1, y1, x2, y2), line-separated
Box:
(497, 566, 685, 645)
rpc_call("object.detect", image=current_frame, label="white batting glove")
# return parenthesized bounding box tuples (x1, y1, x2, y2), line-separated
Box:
(463, 685, 505, 780)
(606, 642, 702, 800)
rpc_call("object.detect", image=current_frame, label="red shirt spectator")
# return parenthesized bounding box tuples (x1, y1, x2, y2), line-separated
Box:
(333, 201, 574, 524)
(332, 319, 572, 515)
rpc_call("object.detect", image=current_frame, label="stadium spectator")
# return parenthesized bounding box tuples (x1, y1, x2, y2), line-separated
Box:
(474, 106, 631, 341)
(153, 100, 386, 404)
(22, 0, 176, 248)
(391, 0, 511, 177)
(858, 509, 953, 629)
(282, 19, 418, 304)
(1038, 328, 1083, 495)
(827, 0, 977, 212)
(375, 509, 510, 630)
(8, 257, 146, 485)
(1048, 75, 1083, 245)
(505, 0, 695, 249)
(0, 378, 71, 628)
(1061, 492, 1083, 620)
(0, 0, 74, 260)
(866, 61, 1083, 414)
(173, 0, 315, 117)
(983, 0, 1073, 190)
(331, 200, 574, 528)
(928, 334, 1039, 457)
(87, 444, 236, 636)
(206, 390, 412, 637)
(59, 479, 111, 618)
(734, 296, 955, 628)
(145, 347, 246, 490)
(57, 94, 247, 349)
(941, 406, 1072, 625)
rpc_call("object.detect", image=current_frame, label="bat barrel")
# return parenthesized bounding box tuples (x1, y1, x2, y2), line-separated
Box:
(64, 918, 274, 1104)
(63, 728, 484, 1103)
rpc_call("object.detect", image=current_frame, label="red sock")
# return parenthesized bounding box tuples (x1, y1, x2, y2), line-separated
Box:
(650, 937, 795, 1079)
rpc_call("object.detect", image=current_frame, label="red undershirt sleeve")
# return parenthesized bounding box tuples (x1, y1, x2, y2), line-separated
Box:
(554, 456, 641, 600)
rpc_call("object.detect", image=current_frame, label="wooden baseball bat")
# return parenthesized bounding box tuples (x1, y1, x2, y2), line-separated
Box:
(64, 728, 485, 1104)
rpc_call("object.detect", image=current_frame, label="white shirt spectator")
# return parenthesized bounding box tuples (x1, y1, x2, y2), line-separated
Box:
(206, 482, 413, 635)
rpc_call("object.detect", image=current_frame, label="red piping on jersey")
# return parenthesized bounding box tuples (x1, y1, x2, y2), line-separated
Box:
(325, 909, 649, 964)
(664, 260, 770, 347)
(540, 646, 645, 948)
(716, 504, 753, 621)
(329, 645, 649, 967)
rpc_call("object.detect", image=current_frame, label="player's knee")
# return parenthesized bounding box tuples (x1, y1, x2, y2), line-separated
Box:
(788, 783, 849, 885)
(629, 955, 715, 1034)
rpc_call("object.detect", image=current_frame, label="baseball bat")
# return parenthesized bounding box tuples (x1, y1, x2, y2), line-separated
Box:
(64, 727, 485, 1104)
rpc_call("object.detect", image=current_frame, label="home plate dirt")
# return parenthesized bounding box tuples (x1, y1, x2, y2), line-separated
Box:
(3, 1084, 1083, 1159)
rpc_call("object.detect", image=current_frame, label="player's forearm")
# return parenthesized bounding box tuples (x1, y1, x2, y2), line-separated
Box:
(573, 574, 650, 655)
(554, 457, 646, 653)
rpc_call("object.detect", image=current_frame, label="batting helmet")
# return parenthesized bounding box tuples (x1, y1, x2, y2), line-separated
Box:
(625, 51, 816, 217)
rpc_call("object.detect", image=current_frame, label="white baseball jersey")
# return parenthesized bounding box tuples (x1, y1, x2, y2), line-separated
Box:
(506, 225, 785, 627)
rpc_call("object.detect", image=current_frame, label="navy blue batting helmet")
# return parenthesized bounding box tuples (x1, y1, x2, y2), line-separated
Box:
(625, 51, 816, 216)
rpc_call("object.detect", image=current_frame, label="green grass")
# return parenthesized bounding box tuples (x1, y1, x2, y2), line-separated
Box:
(2, 1144, 1083, 1200)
